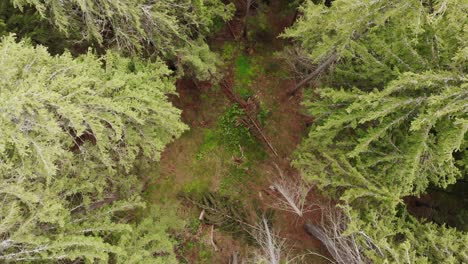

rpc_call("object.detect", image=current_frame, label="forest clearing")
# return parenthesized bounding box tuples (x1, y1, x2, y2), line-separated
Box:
(0, 0, 466, 263)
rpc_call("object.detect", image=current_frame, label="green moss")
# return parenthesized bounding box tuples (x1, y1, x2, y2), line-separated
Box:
(235, 55, 255, 84)
(196, 129, 219, 160)
(233, 55, 254, 99)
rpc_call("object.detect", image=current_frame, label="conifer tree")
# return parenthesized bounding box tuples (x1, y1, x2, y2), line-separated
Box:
(9, 0, 235, 79)
(0, 35, 187, 262)
(286, 0, 468, 262)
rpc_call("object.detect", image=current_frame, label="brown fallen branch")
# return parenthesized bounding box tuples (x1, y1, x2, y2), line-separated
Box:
(249, 114, 279, 157)
(288, 52, 338, 96)
(304, 204, 377, 264)
(230, 251, 239, 264)
(199, 209, 206, 220)
(210, 225, 219, 252)
(220, 80, 279, 157)
(220, 79, 248, 108)
(227, 21, 238, 40)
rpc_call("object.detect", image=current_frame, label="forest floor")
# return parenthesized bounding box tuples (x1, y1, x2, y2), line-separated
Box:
(145, 0, 330, 263)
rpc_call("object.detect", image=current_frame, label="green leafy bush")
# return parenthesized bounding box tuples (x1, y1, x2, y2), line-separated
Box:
(219, 104, 257, 150)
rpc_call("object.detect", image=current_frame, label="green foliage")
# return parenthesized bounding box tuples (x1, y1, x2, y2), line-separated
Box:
(299, 71, 467, 198)
(10, 0, 233, 53)
(219, 104, 257, 150)
(9, 0, 235, 79)
(288, 0, 468, 263)
(180, 40, 221, 81)
(345, 207, 468, 264)
(235, 55, 256, 99)
(0, 1, 69, 54)
(283, 0, 467, 89)
(189, 105, 266, 198)
(221, 42, 237, 61)
(0, 35, 187, 262)
(117, 205, 184, 264)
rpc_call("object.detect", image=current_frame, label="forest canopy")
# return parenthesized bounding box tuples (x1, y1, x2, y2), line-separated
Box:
(286, 0, 468, 262)
(0, 0, 467, 263)
(5, 0, 235, 79)
(0, 35, 186, 262)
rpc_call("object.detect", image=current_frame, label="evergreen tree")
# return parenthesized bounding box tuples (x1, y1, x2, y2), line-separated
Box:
(283, 0, 467, 88)
(0, 1, 69, 55)
(0, 35, 187, 262)
(9, 0, 235, 79)
(286, 0, 468, 262)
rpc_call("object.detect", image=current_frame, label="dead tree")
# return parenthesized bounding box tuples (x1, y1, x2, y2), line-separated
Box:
(269, 163, 310, 217)
(251, 216, 285, 264)
(304, 204, 378, 264)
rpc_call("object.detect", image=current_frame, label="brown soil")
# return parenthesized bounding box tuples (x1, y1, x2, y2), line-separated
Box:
(147, 0, 330, 263)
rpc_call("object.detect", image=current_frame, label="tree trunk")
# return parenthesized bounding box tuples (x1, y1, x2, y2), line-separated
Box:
(71, 193, 119, 214)
(288, 52, 338, 95)
(243, 0, 252, 40)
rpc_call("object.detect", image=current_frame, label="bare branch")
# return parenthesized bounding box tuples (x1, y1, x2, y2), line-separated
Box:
(269, 163, 311, 217)
(250, 216, 285, 264)
(304, 204, 374, 264)
(288, 52, 338, 95)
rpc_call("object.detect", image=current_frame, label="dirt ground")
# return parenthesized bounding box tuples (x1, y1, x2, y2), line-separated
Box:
(146, 0, 331, 263)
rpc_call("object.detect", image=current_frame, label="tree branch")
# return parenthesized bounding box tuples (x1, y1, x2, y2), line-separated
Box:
(288, 52, 338, 95)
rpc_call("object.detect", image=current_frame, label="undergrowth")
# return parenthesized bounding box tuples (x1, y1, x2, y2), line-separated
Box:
(185, 104, 267, 197)
(234, 55, 256, 99)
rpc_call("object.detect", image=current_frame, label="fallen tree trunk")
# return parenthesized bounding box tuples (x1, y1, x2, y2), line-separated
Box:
(303, 204, 375, 264)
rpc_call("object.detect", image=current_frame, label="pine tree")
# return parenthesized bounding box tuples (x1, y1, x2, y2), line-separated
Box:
(0, 1, 69, 54)
(283, 0, 467, 88)
(0, 35, 187, 262)
(9, 0, 235, 79)
(286, 0, 468, 262)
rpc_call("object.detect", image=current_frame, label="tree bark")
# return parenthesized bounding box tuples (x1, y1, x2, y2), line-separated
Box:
(288, 52, 338, 95)
(71, 193, 119, 214)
